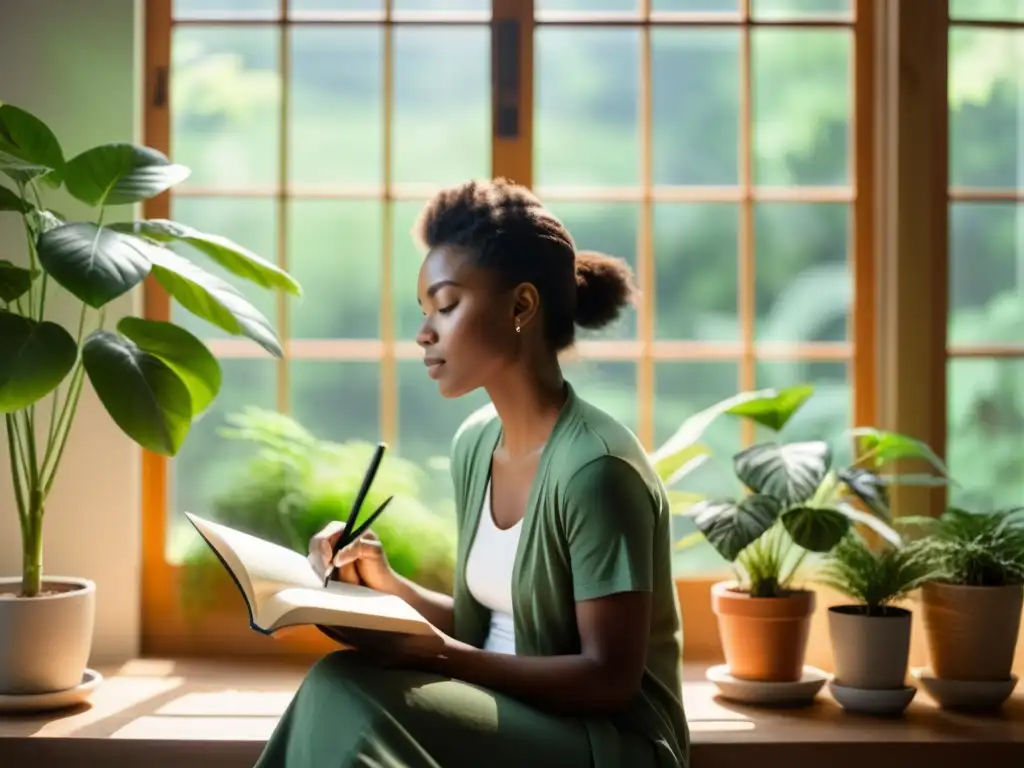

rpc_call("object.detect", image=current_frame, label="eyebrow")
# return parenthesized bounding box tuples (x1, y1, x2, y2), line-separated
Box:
(417, 279, 459, 305)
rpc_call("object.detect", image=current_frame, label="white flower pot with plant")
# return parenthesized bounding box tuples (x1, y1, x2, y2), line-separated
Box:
(818, 534, 937, 714)
(0, 102, 300, 700)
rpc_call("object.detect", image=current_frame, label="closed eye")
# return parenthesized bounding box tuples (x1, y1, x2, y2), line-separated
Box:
(438, 303, 458, 314)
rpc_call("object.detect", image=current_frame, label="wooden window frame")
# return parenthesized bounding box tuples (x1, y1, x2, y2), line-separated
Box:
(138, 0, 950, 661)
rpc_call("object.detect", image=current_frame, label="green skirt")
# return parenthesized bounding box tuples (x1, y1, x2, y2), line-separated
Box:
(255, 651, 658, 768)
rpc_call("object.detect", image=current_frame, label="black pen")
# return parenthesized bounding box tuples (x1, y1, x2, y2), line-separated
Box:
(324, 442, 388, 586)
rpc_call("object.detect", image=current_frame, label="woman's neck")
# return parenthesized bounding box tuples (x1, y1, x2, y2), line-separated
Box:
(485, 361, 567, 460)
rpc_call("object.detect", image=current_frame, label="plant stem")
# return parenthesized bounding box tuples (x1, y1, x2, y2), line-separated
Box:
(27, 182, 48, 319)
(5, 414, 28, 528)
(21, 490, 44, 597)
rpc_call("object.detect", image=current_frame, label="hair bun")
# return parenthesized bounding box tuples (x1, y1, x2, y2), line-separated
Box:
(574, 250, 637, 330)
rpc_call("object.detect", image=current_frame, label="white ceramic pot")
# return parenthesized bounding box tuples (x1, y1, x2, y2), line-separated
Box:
(828, 604, 911, 689)
(0, 576, 96, 694)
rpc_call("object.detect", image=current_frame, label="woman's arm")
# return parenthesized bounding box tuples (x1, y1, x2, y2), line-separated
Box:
(429, 590, 651, 716)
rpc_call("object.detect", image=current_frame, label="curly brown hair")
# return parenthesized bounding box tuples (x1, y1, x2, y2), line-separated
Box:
(413, 178, 636, 351)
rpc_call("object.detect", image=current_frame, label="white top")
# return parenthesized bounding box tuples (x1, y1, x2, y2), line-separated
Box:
(464, 480, 522, 655)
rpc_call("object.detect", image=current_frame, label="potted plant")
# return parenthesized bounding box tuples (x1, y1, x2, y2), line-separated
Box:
(817, 533, 936, 711)
(660, 385, 948, 683)
(0, 102, 300, 698)
(912, 506, 1024, 684)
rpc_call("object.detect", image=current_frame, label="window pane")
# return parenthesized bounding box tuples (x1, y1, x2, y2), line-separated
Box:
(655, 361, 740, 576)
(175, 0, 278, 19)
(949, 203, 1024, 346)
(172, 27, 279, 188)
(562, 361, 638, 434)
(653, 0, 739, 11)
(169, 197, 278, 344)
(393, 27, 490, 185)
(290, 27, 382, 187)
(653, 29, 740, 186)
(290, 200, 383, 339)
(393, 199, 430, 343)
(545, 201, 639, 340)
(755, 203, 850, 343)
(949, 29, 1024, 190)
(655, 203, 739, 341)
(752, 28, 851, 187)
(290, 0, 379, 12)
(291, 362, 380, 443)
(168, 358, 278, 561)
(537, 0, 637, 10)
(948, 359, 1024, 512)
(535, 28, 640, 187)
(395, 0, 489, 9)
(397, 360, 491, 514)
(950, 0, 1024, 22)
(755, 360, 850, 442)
(752, 0, 851, 18)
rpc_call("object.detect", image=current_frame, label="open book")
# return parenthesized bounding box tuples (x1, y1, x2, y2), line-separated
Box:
(185, 512, 437, 639)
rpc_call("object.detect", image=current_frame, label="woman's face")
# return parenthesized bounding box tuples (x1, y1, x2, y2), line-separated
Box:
(415, 244, 520, 398)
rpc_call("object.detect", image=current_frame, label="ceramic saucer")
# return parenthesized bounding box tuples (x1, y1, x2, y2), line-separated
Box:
(829, 680, 916, 715)
(706, 664, 830, 706)
(0, 669, 103, 713)
(912, 668, 1018, 710)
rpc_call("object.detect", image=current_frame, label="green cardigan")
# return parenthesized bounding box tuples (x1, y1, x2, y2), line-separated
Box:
(448, 383, 690, 768)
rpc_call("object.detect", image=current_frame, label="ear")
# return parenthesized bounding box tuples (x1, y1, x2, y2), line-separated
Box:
(511, 282, 541, 329)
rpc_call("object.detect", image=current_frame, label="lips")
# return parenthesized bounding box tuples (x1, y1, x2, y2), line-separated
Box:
(424, 357, 445, 379)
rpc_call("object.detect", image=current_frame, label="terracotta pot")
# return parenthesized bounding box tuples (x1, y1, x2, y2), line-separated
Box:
(0, 576, 96, 695)
(711, 580, 815, 682)
(921, 581, 1023, 681)
(828, 605, 911, 689)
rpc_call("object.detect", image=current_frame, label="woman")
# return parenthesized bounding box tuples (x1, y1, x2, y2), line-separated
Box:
(255, 179, 689, 768)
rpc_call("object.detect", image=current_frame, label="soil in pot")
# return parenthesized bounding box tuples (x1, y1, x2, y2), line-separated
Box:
(828, 605, 911, 689)
(922, 581, 1023, 681)
(0, 576, 96, 695)
(711, 581, 816, 683)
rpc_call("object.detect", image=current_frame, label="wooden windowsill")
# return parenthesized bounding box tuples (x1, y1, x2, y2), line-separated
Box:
(2, 658, 1022, 768)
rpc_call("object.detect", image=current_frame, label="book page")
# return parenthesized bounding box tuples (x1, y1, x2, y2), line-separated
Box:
(258, 581, 435, 636)
(187, 513, 322, 601)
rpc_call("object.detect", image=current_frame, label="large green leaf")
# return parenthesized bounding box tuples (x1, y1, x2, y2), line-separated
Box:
(114, 219, 302, 297)
(781, 506, 850, 552)
(0, 260, 38, 303)
(147, 246, 283, 357)
(0, 103, 64, 184)
(117, 317, 221, 415)
(37, 223, 152, 308)
(62, 144, 190, 207)
(0, 310, 77, 413)
(837, 467, 890, 518)
(725, 384, 815, 432)
(82, 329, 193, 456)
(649, 388, 777, 482)
(0, 185, 29, 213)
(734, 440, 831, 505)
(835, 502, 902, 547)
(692, 494, 783, 561)
(851, 427, 950, 476)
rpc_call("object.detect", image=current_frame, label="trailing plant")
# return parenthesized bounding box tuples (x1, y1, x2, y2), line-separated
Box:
(907, 506, 1024, 587)
(817, 533, 937, 616)
(0, 102, 300, 597)
(178, 408, 457, 615)
(654, 384, 952, 597)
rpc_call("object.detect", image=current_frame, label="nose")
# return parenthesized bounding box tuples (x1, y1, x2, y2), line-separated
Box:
(416, 315, 438, 349)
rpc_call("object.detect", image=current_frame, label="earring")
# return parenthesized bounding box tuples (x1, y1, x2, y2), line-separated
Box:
(515, 318, 521, 334)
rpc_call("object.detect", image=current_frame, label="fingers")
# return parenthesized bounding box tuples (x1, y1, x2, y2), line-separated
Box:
(332, 534, 383, 569)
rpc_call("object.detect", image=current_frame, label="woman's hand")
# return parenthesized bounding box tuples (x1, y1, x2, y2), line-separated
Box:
(308, 523, 398, 595)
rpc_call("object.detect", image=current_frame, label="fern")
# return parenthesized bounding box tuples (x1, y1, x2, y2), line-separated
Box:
(909, 507, 1024, 587)
(818, 534, 937, 615)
